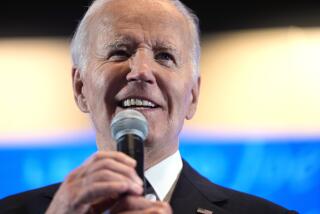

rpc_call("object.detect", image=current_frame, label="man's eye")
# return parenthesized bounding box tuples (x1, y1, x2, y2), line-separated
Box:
(155, 52, 176, 66)
(108, 50, 130, 61)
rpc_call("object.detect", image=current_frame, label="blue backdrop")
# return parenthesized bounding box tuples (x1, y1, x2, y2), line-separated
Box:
(0, 136, 319, 214)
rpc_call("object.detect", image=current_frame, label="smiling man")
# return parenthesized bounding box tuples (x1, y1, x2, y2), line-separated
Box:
(0, 0, 298, 214)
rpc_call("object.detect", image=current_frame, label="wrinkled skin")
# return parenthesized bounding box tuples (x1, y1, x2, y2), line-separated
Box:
(46, 0, 200, 213)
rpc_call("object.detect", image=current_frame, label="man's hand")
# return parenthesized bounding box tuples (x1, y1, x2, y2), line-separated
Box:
(45, 151, 144, 214)
(110, 195, 172, 214)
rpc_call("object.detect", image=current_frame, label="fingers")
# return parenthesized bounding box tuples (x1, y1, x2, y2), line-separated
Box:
(110, 196, 172, 214)
(77, 182, 141, 205)
(85, 151, 137, 168)
(117, 202, 172, 214)
(86, 156, 143, 186)
(110, 195, 152, 212)
(46, 151, 144, 214)
(72, 151, 144, 204)
(118, 205, 172, 214)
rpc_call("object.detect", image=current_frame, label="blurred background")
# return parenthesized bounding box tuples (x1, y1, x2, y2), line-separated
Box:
(1, 1, 320, 213)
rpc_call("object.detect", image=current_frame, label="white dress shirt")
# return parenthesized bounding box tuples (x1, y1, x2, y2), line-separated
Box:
(103, 151, 182, 213)
(144, 150, 183, 201)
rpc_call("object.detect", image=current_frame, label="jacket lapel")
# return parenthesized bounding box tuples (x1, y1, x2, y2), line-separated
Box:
(170, 160, 231, 214)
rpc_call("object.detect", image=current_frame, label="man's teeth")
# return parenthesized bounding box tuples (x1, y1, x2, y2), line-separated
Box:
(122, 98, 156, 108)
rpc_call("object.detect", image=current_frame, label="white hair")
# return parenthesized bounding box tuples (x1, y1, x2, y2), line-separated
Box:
(70, 0, 201, 78)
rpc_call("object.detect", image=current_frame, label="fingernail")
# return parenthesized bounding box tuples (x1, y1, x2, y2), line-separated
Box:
(134, 183, 143, 193)
(130, 159, 137, 167)
(145, 193, 157, 202)
(134, 175, 143, 185)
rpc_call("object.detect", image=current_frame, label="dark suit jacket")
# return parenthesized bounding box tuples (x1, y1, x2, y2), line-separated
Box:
(170, 161, 297, 214)
(0, 160, 298, 214)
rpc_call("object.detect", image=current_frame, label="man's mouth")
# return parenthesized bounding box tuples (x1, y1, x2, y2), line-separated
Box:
(119, 98, 157, 109)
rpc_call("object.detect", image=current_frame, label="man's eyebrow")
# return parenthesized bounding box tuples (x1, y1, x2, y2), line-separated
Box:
(104, 37, 135, 49)
(154, 40, 179, 54)
(103, 37, 179, 54)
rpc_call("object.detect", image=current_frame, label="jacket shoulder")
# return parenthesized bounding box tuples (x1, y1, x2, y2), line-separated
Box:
(182, 160, 298, 214)
(0, 183, 60, 214)
(216, 184, 297, 214)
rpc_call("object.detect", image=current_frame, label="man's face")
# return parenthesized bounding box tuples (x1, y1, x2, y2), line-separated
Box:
(73, 0, 200, 155)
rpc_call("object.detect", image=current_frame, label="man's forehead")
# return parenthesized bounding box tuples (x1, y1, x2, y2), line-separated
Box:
(92, 10, 190, 49)
(91, 0, 188, 30)
(88, 0, 193, 56)
(100, 0, 173, 12)
(104, 34, 179, 49)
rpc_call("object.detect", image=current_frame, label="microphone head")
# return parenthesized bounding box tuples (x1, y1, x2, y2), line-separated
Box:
(111, 109, 148, 142)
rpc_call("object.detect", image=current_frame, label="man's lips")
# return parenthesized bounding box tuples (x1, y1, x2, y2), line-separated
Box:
(118, 97, 159, 109)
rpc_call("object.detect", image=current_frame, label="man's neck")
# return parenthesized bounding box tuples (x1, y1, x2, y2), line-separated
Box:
(144, 142, 178, 170)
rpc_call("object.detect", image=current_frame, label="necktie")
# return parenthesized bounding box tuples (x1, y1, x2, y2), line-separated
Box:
(144, 178, 159, 201)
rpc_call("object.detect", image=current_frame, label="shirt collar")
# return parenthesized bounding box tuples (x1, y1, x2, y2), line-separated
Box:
(144, 150, 182, 201)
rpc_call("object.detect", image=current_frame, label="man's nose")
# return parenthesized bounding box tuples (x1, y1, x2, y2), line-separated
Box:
(127, 50, 156, 84)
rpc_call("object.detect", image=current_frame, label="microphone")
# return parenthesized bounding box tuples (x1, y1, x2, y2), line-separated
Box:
(111, 109, 148, 180)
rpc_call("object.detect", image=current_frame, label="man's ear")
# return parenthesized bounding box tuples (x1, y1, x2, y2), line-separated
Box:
(72, 67, 89, 113)
(186, 76, 201, 120)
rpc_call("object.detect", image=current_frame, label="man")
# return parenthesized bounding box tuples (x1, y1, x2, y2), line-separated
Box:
(0, 0, 297, 213)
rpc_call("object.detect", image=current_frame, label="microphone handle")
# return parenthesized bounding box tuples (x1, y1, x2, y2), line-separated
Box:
(117, 134, 144, 180)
